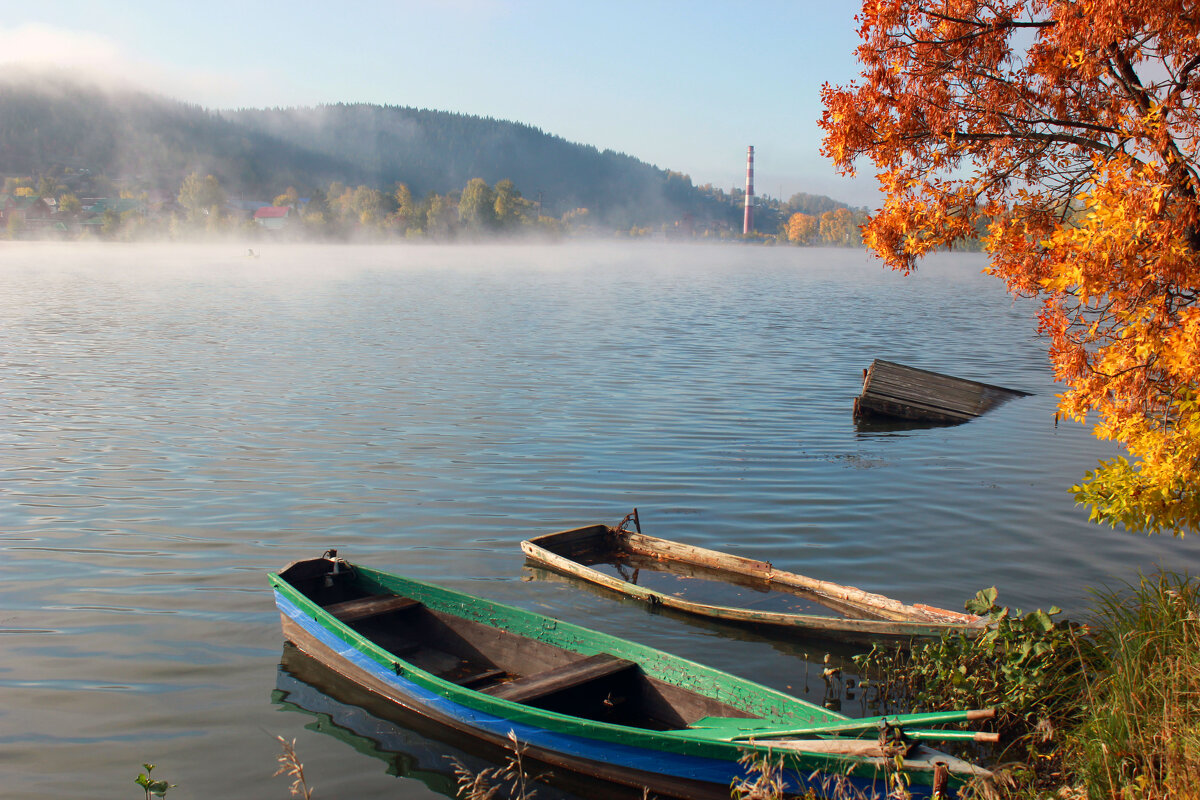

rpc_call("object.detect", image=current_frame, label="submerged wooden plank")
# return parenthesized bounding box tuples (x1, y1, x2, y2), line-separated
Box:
(854, 359, 1030, 424)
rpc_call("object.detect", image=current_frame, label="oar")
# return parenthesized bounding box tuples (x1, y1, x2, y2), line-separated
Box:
(904, 729, 1000, 743)
(726, 709, 995, 741)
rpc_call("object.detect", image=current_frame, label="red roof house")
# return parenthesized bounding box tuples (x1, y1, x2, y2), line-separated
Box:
(253, 206, 293, 230)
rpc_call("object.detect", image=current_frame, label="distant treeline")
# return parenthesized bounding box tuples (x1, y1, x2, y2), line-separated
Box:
(781, 203, 987, 251)
(0, 71, 880, 244)
(0, 74, 738, 230)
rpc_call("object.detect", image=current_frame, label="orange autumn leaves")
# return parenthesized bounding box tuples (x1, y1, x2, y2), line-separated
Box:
(820, 1, 1200, 534)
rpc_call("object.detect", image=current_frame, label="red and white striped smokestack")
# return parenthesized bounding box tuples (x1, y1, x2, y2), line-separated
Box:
(743, 145, 754, 235)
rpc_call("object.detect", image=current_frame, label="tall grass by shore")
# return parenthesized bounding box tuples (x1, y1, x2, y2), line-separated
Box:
(1068, 574, 1200, 799)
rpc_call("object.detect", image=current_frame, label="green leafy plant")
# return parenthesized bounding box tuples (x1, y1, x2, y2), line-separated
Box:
(854, 587, 1094, 792)
(134, 763, 174, 800)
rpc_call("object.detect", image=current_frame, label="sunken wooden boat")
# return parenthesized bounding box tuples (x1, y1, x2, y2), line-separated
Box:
(521, 513, 987, 644)
(271, 551, 992, 800)
(853, 359, 1030, 425)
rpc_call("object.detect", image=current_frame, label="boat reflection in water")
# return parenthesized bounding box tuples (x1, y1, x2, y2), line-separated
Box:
(273, 643, 597, 800)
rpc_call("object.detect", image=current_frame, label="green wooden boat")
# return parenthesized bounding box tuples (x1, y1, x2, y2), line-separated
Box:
(521, 513, 987, 644)
(270, 551, 993, 800)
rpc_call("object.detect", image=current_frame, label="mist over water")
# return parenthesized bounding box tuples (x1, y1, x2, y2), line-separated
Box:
(2, 242, 1197, 799)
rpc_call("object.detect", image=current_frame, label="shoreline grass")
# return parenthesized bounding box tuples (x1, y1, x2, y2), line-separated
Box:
(1068, 574, 1200, 798)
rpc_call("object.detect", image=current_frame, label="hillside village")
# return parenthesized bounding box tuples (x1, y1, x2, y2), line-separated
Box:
(0, 168, 738, 241)
(1, 188, 294, 238)
(0, 168, 871, 245)
(1, 187, 306, 240)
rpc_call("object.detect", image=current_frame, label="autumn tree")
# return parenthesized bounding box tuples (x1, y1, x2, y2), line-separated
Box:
(561, 207, 591, 232)
(351, 185, 390, 226)
(493, 178, 529, 229)
(393, 183, 417, 231)
(326, 183, 353, 224)
(100, 207, 120, 238)
(273, 186, 299, 207)
(300, 188, 328, 228)
(459, 178, 497, 233)
(177, 173, 225, 222)
(58, 193, 82, 215)
(821, 1, 1200, 534)
(819, 208, 862, 246)
(426, 193, 460, 239)
(786, 212, 819, 245)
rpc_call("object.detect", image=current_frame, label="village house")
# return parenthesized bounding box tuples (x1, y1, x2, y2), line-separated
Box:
(253, 206, 293, 230)
(0, 195, 53, 230)
(89, 198, 146, 217)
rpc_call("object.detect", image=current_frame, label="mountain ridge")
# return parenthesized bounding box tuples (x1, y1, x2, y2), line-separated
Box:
(0, 73, 739, 227)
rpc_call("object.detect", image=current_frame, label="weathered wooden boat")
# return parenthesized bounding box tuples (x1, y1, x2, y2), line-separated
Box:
(270, 551, 993, 800)
(853, 359, 1030, 425)
(520, 512, 988, 644)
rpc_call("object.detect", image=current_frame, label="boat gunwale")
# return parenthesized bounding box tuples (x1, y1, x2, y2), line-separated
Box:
(520, 525, 987, 641)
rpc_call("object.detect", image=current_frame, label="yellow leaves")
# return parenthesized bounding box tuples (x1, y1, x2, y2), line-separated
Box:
(785, 212, 819, 245)
(980, 156, 1199, 534)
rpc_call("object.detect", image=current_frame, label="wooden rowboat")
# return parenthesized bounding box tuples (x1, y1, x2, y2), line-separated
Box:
(520, 512, 987, 644)
(270, 551, 993, 800)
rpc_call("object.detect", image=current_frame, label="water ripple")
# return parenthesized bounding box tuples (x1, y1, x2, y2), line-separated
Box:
(1, 243, 1198, 799)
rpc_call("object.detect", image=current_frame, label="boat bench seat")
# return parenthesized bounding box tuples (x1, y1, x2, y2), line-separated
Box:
(484, 653, 637, 704)
(453, 667, 508, 689)
(324, 594, 423, 623)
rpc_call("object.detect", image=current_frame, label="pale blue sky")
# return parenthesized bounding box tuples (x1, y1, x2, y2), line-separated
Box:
(0, 1, 879, 205)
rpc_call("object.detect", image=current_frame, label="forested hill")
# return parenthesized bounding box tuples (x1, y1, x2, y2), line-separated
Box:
(0, 73, 735, 227)
(0, 75, 350, 198)
(228, 104, 722, 226)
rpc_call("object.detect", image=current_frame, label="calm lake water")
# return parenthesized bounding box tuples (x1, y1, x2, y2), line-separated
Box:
(2, 242, 1197, 799)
